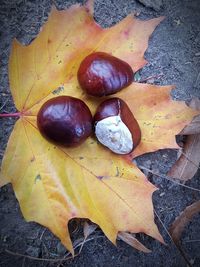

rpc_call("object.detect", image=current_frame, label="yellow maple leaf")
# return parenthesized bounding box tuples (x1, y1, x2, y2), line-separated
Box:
(0, 0, 198, 254)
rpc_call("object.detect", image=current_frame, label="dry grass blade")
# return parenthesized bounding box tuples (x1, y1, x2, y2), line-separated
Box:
(118, 232, 151, 253)
(169, 200, 200, 244)
(5, 235, 105, 263)
(139, 166, 200, 192)
(0, 99, 9, 112)
(168, 134, 200, 181)
(78, 222, 98, 254)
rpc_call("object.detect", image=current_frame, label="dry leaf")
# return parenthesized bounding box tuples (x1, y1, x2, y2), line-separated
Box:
(180, 98, 200, 135)
(118, 232, 151, 253)
(169, 97, 200, 181)
(0, 0, 198, 254)
(169, 200, 200, 243)
(118, 84, 198, 159)
(180, 115, 200, 135)
(83, 222, 98, 239)
(188, 97, 200, 111)
(0, 119, 163, 253)
(168, 134, 200, 181)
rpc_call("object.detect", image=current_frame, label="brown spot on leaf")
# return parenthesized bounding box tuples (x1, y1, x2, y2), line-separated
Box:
(34, 174, 41, 184)
(115, 166, 120, 177)
(30, 156, 35, 162)
(52, 86, 64, 95)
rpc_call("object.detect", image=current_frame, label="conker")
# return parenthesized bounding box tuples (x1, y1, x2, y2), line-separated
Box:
(37, 96, 92, 147)
(93, 98, 141, 154)
(78, 52, 134, 97)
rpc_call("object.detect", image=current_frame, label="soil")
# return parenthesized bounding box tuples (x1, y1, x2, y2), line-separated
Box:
(0, 0, 200, 266)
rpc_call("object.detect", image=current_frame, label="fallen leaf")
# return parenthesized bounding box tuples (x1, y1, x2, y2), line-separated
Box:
(9, 2, 164, 112)
(187, 97, 200, 111)
(168, 97, 200, 181)
(0, 119, 162, 253)
(180, 115, 200, 135)
(168, 134, 200, 181)
(0, 0, 198, 254)
(169, 200, 200, 243)
(118, 84, 198, 159)
(180, 98, 200, 135)
(118, 232, 151, 253)
(83, 221, 98, 239)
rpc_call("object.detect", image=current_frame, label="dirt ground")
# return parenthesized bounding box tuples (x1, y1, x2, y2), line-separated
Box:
(0, 0, 200, 266)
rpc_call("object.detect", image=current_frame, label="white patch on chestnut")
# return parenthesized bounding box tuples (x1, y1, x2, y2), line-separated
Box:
(95, 115, 133, 154)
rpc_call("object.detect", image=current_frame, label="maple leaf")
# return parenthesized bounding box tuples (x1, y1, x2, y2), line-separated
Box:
(0, 0, 198, 254)
(169, 200, 200, 244)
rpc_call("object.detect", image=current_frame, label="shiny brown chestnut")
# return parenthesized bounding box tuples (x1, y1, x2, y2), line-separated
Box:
(37, 96, 92, 147)
(78, 52, 134, 97)
(93, 98, 141, 154)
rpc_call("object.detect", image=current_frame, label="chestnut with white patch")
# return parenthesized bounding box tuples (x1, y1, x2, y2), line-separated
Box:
(93, 98, 141, 154)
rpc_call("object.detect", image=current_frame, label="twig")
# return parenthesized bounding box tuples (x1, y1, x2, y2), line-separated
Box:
(139, 166, 200, 192)
(5, 249, 73, 263)
(39, 229, 47, 240)
(159, 206, 175, 213)
(0, 99, 9, 112)
(57, 236, 87, 267)
(77, 237, 86, 255)
(183, 239, 200, 243)
(5, 235, 104, 263)
(138, 73, 164, 83)
(154, 209, 192, 267)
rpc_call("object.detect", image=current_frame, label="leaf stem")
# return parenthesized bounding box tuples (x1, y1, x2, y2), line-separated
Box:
(5, 235, 105, 262)
(0, 112, 21, 118)
(138, 73, 164, 83)
(139, 165, 200, 192)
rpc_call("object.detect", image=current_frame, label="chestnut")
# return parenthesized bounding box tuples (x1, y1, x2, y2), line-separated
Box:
(78, 52, 134, 97)
(37, 96, 92, 147)
(93, 98, 141, 154)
